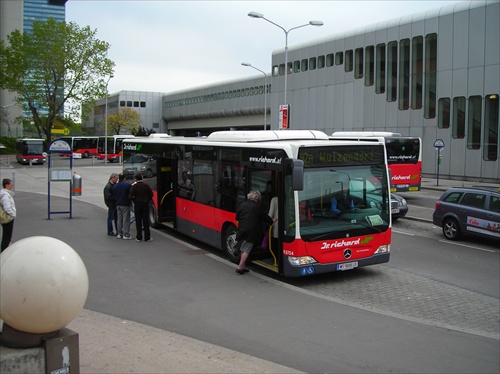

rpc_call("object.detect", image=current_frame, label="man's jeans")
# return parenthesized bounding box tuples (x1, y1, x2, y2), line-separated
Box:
(107, 206, 117, 234)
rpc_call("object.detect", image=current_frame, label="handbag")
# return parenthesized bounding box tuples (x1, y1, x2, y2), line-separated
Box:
(0, 205, 13, 224)
(261, 230, 269, 249)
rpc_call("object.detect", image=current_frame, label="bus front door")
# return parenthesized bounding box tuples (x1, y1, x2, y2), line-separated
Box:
(156, 157, 177, 228)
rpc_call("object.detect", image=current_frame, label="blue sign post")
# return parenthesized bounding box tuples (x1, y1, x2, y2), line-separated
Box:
(433, 139, 445, 186)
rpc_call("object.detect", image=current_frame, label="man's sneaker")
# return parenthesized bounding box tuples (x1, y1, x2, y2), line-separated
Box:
(107, 232, 116, 236)
(135, 238, 141, 242)
(123, 236, 133, 240)
(116, 234, 123, 239)
(145, 238, 153, 242)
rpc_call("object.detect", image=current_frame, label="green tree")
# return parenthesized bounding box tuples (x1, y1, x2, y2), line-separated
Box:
(0, 17, 114, 140)
(107, 107, 140, 135)
(132, 126, 156, 136)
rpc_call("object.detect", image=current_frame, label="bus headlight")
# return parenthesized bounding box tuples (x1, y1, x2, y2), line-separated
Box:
(374, 244, 390, 254)
(288, 256, 318, 266)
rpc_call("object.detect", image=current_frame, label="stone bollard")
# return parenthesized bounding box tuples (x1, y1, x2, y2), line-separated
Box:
(0, 236, 89, 373)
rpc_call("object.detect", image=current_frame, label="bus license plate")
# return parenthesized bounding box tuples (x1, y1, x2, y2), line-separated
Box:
(337, 261, 358, 271)
(391, 208, 400, 214)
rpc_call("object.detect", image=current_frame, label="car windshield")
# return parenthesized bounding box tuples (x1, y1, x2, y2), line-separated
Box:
(124, 154, 150, 164)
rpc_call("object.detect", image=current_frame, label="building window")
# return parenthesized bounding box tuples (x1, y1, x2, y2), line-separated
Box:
(412, 36, 423, 109)
(345, 50, 353, 72)
(365, 45, 374, 86)
(468, 96, 482, 150)
(425, 33, 437, 119)
(438, 98, 450, 128)
(375, 43, 386, 94)
(301, 59, 308, 72)
(354, 48, 363, 79)
(484, 94, 499, 161)
(293, 60, 300, 73)
(309, 57, 317, 70)
(399, 39, 410, 110)
(140, 101, 146, 108)
(133, 101, 139, 107)
(153, 123, 159, 128)
(120, 101, 126, 107)
(272, 65, 279, 77)
(387, 41, 397, 102)
(335, 51, 343, 66)
(318, 55, 325, 68)
(326, 53, 334, 67)
(453, 96, 466, 139)
(127, 101, 132, 107)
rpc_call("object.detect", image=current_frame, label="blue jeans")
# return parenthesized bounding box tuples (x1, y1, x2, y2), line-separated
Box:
(107, 206, 117, 234)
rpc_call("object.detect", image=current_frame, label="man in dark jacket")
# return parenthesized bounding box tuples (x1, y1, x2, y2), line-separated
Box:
(235, 190, 275, 274)
(129, 173, 154, 242)
(104, 173, 119, 235)
(113, 173, 133, 240)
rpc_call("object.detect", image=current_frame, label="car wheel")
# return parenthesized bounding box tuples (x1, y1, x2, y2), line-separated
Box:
(442, 217, 461, 240)
(223, 224, 240, 264)
(145, 169, 154, 178)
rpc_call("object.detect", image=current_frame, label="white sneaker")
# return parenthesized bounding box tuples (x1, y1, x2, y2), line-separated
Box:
(123, 236, 133, 240)
(145, 237, 153, 242)
(117, 234, 123, 239)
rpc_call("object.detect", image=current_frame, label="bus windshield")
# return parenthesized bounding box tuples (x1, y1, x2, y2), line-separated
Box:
(289, 147, 390, 241)
(385, 137, 420, 164)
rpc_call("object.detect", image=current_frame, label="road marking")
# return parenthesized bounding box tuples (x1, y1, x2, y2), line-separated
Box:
(438, 240, 497, 253)
(392, 229, 415, 236)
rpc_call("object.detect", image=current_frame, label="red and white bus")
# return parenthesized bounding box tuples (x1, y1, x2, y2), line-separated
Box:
(15, 138, 46, 165)
(331, 132, 422, 193)
(59, 136, 99, 158)
(122, 130, 392, 277)
(98, 135, 134, 162)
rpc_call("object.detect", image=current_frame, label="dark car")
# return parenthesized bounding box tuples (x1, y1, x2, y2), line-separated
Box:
(432, 186, 500, 240)
(391, 193, 408, 221)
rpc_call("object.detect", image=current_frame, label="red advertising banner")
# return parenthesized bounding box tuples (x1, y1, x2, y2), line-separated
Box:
(279, 104, 289, 129)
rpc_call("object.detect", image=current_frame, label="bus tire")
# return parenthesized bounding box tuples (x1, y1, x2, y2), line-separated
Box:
(83, 151, 89, 158)
(149, 202, 161, 229)
(223, 224, 240, 264)
(145, 169, 154, 178)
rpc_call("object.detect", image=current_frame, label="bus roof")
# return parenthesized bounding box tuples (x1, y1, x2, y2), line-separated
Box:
(207, 130, 330, 142)
(332, 131, 402, 137)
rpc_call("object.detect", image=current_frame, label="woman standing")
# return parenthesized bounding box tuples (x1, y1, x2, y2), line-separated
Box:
(1, 178, 16, 252)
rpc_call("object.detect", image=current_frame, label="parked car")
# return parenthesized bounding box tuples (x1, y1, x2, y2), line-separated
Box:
(432, 186, 500, 240)
(123, 153, 157, 179)
(391, 193, 408, 221)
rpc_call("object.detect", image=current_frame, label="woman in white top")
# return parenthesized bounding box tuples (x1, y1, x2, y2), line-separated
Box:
(1, 178, 16, 252)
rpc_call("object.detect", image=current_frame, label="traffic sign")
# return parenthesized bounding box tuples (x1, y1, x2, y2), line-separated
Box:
(433, 139, 445, 148)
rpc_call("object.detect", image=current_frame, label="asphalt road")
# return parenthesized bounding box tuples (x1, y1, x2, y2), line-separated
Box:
(1, 157, 499, 373)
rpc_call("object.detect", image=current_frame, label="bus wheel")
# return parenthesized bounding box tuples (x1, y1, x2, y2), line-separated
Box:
(83, 151, 89, 158)
(223, 224, 240, 264)
(145, 169, 154, 178)
(149, 203, 161, 229)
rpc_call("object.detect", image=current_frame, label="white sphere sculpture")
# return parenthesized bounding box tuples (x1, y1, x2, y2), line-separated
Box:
(0, 236, 89, 334)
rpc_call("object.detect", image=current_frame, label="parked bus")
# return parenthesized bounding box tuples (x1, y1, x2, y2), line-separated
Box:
(59, 136, 99, 158)
(15, 138, 46, 165)
(122, 130, 392, 277)
(98, 135, 134, 162)
(331, 132, 422, 193)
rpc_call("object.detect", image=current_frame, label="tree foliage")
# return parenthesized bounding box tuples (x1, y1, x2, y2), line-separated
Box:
(132, 126, 156, 136)
(107, 107, 141, 135)
(0, 18, 114, 140)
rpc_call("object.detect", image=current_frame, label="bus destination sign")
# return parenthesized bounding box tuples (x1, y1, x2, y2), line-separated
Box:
(299, 146, 384, 167)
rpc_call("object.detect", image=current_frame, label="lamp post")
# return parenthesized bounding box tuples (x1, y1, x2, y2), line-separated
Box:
(104, 75, 113, 165)
(241, 62, 267, 130)
(248, 12, 323, 123)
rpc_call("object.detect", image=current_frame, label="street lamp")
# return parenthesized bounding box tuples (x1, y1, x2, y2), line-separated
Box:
(104, 75, 113, 165)
(248, 12, 323, 116)
(241, 62, 268, 130)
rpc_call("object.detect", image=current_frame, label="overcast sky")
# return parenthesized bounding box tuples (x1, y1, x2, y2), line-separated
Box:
(66, 0, 464, 95)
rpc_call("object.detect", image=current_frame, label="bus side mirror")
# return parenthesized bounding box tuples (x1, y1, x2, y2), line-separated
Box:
(285, 158, 304, 191)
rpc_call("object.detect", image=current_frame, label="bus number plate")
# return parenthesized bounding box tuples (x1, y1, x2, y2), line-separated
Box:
(337, 261, 358, 271)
